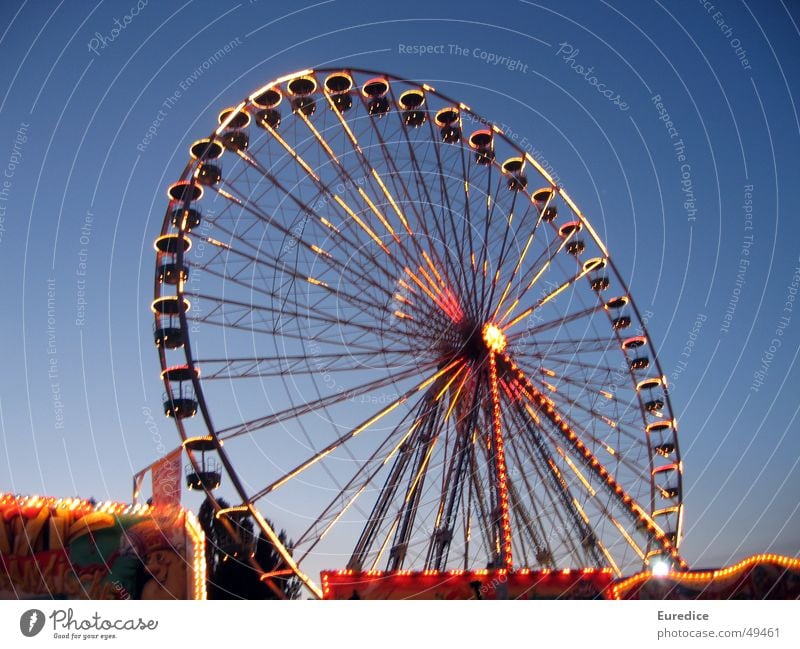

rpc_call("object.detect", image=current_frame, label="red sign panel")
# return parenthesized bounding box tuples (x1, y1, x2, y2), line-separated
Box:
(322, 568, 615, 600)
(151, 450, 182, 507)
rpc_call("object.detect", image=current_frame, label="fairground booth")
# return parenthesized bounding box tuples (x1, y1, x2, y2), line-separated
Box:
(0, 493, 205, 600)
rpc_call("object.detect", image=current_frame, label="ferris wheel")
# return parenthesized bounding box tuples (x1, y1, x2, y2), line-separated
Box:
(152, 68, 685, 599)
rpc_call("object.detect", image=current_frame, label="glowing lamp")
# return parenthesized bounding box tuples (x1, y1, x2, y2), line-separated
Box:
(482, 322, 507, 353)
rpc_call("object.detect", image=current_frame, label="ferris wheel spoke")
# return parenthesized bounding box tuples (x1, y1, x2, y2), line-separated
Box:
(403, 235, 463, 325)
(189, 227, 387, 321)
(257, 120, 395, 257)
(465, 438, 496, 567)
(513, 336, 618, 358)
(513, 351, 626, 382)
(358, 106, 435, 244)
(491, 188, 557, 322)
(192, 292, 444, 351)
(501, 396, 596, 566)
(294, 394, 432, 563)
(367, 156, 468, 328)
(459, 151, 482, 324)
(194, 263, 418, 349)
(514, 365, 642, 405)
(505, 303, 606, 342)
(319, 90, 416, 235)
(294, 107, 411, 252)
(515, 377, 649, 440)
(194, 350, 417, 380)
(395, 126, 448, 251)
(205, 174, 330, 256)
(383, 89, 467, 301)
(401, 264, 464, 325)
(325, 96, 472, 324)
(476, 163, 496, 309)
(510, 364, 648, 464)
(297, 112, 408, 252)
(510, 362, 648, 464)
(191, 292, 370, 336)
(475, 170, 502, 319)
(544, 393, 649, 455)
(520, 370, 626, 403)
(216, 359, 446, 441)
(212, 158, 404, 289)
(506, 358, 684, 566)
(248, 369, 452, 504)
(502, 262, 597, 333)
(495, 226, 580, 327)
(206, 177, 460, 335)
(503, 397, 604, 567)
(425, 376, 480, 570)
(199, 208, 401, 304)
(346, 382, 449, 570)
(528, 423, 645, 574)
(187, 311, 421, 356)
(489, 205, 544, 323)
(193, 251, 394, 330)
(544, 375, 648, 429)
(505, 425, 583, 566)
(422, 116, 475, 305)
(503, 433, 558, 568)
(481, 185, 527, 321)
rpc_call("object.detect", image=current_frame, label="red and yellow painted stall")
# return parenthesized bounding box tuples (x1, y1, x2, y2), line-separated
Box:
(0, 493, 205, 600)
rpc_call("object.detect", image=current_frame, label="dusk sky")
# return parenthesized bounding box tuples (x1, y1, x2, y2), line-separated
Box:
(0, 0, 798, 576)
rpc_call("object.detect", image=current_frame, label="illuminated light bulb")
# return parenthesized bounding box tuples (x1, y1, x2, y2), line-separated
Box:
(650, 558, 671, 577)
(483, 322, 508, 353)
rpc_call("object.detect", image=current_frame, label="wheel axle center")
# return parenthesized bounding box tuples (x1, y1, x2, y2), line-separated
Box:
(482, 322, 507, 354)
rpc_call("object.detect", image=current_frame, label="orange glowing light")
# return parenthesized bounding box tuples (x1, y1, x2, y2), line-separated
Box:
(488, 352, 513, 570)
(482, 322, 507, 353)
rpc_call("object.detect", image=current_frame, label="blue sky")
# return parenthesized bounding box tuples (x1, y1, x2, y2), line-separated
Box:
(0, 0, 798, 573)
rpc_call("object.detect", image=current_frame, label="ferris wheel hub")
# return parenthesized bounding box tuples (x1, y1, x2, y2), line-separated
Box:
(452, 320, 508, 360)
(482, 322, 507, 354)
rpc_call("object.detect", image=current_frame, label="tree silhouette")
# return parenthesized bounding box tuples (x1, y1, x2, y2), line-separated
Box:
(197, 496, 300, 599)
(254, 526, 301, 600)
